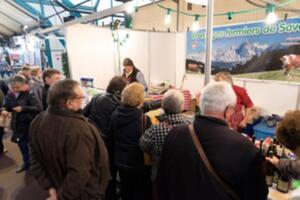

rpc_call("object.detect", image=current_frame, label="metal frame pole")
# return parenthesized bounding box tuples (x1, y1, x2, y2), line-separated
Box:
(204, 0, 214, 85)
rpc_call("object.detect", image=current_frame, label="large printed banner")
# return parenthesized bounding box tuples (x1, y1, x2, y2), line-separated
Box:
(186, 18, 300, 81)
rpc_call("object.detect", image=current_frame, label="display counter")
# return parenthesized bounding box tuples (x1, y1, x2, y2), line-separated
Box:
(253, 121, 276, 140)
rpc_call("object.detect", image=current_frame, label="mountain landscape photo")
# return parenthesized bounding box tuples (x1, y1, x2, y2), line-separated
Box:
(186, 18, 300, 81)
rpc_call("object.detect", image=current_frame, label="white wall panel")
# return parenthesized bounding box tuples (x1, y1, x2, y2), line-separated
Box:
(246, 81, 299, 115)
(175, 32, 186, 88)
(149, 32, 176, 86)
(65, 24, 115, 89)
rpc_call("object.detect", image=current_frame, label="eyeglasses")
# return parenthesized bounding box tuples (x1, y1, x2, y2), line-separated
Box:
(69, 95, 86, 100)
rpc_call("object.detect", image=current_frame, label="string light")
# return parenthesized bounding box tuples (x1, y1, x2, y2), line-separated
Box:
(185, 0, 208, 6)
(111, 31, 130, 46)
(192, 15, 200, 32)
(227, 12, 233, 20)
(164, 9, 171, 25)
(154, 0, 294, 23)
(266, 4, 278, 24)
(126, 5, 135, 14)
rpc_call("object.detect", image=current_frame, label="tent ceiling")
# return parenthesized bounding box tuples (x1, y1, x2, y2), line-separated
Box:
(0, 1, 38, 37)
(0, 0, 299, 38)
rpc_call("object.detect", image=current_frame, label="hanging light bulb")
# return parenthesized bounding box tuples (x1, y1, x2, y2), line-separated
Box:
(126, 5, 135, 14)
(227, 12, 233, 20)
(266, 4, 278, 24)
(164, 9, 171, 25)
(266, 12, 278, 24)
(192, 15, 200, 32)
(185, 0, 208, 6)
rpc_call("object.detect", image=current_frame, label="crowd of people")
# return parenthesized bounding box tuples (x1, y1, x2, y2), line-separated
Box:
(0, 58, 300, 200)
(0, 66, 61, 172)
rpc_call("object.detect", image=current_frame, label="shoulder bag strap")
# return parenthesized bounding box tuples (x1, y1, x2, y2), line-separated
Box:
(188, 125, 240, 200)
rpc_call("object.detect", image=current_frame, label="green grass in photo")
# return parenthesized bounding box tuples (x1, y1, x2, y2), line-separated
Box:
(235, 69, 300, 82)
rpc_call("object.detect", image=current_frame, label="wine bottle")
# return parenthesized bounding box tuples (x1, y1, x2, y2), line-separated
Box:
(252, 135, 256, 144)
(265, 147, 275, 187)
(276, 144, 291, 193)
(260, 139, 264, 155)
(277, 144, 283, 158)
(273, 169, 279, 184)
(271, 143, 279, 184)
(277, 172, 291, 193)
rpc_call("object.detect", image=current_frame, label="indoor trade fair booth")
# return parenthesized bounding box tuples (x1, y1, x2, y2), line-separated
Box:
(1, 0, 300, 200)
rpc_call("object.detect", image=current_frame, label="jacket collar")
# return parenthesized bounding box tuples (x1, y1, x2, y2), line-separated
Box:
(47, 105, 87, 122)
(195, 114, 228, 127)
(158, 113, 186, 125)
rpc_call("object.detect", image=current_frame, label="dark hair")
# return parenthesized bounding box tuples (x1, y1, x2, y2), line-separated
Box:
(106, 76, 127, 94)
(123, 58, 134, 67)
(276, 110, 300, 151)
(47, 79, 79, 106)
(10, 75, 29, 85)
(42, 69, 61, 83)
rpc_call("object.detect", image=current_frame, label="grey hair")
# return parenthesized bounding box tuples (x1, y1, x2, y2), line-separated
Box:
(200, 82, 236, 115)
(162, 89, 184, 114)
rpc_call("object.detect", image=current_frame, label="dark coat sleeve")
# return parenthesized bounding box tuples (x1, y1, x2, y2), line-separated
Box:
(29, 115, 53, 190)
(0, 80, 9, 95)
(58, 126, 95, 199)
(21, 92, 42, 113)
(146, 115, 152, 130)
(29, 144, 53, 190)
(83, 99, 92, 117)
(278, 159, 300, 179)
(142, 99, 162, 113)
(239, 151, 268, 200)
(4, 93, 16, 112)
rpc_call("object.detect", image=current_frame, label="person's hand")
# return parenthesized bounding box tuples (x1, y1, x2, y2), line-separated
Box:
(47, 188, 57, 200)
(239, 120, 247, 128)
(13, 106, 22, 113)
(266, 156, 279, 167)
(1, 111, 8, 117)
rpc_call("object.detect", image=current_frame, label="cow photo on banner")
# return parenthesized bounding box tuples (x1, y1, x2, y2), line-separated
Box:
(186, 18, 300, 82)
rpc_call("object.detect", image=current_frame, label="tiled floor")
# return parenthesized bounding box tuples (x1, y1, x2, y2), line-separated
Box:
(0, 132, 47, 200)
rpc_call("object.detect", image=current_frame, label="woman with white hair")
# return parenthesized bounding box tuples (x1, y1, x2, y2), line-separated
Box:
(158, 82, 268, 200)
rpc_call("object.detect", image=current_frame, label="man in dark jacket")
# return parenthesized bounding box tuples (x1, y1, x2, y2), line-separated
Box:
(2, 75, 42, 172)
(84, 76, 126, 140)
(0, 79, 9, 154)
(83, 76, 126, 200)
(41, 68, 61, 110)
(19, 66, 43, 103)
(158, 82, 268, 200)
(29, 79, 110, 200)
